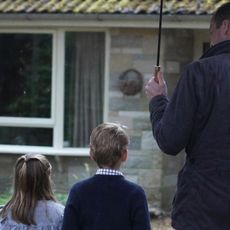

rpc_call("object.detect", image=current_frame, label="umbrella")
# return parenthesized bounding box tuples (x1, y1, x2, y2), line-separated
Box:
(154, 0, 164, 82)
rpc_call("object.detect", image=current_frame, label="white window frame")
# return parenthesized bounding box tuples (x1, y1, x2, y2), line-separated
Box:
(0, 28, 110, 156)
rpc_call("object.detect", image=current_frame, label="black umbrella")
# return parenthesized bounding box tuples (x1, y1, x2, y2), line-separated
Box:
(154, 0, 164, 82)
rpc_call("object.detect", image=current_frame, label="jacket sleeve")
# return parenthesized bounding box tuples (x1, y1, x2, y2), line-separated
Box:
(149, 64, 198, 155)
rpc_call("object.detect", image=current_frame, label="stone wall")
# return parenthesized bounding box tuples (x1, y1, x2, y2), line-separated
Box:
(108, 28, 163, 208)
(0, 154, 96, 195)
(108, 27, 195, 211)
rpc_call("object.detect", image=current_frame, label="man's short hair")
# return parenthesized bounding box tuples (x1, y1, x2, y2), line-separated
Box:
(90, 122, 129, 168)
(213, 2, 230, 28)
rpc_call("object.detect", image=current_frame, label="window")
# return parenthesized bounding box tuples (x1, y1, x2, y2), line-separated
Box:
(0, 32, 53, 147)
(0, 127, 52, 146)
(0, 34, 52, 118)
(0, 30, 106, 155)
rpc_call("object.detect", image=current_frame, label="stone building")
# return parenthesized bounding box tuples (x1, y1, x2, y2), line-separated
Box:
(0, 0, 217, 211)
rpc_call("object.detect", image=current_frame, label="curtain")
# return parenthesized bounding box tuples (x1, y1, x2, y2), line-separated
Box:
(65, 32, 105, 147)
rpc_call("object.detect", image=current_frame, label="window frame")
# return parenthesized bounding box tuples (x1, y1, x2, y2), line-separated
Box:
(0, 28, 110, 156)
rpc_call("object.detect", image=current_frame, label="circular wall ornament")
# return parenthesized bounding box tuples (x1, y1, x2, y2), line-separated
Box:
(119, 69, 143, 96)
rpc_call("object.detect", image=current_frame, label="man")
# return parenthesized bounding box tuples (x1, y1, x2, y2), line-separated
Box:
(145, 2, 230, 230)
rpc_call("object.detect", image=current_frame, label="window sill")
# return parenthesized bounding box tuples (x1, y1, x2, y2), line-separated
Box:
(0, 145, 89, 156)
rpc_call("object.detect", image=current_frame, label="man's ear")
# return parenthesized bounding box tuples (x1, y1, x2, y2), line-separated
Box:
(222, 19, 230, 38)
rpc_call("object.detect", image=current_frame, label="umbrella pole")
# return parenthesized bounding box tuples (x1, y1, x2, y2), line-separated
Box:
(154, 0, 164, 82)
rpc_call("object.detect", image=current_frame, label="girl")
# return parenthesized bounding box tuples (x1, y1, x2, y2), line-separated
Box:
(0, 154, 64, 229)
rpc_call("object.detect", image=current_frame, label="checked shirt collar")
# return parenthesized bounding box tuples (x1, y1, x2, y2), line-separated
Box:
(96, 168, 123, 176)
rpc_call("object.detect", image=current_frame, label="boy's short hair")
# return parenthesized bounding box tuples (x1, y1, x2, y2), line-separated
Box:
(90, 122, 129, 168)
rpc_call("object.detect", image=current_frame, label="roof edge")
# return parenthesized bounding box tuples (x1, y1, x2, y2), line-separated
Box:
(0, 13, 211, 29)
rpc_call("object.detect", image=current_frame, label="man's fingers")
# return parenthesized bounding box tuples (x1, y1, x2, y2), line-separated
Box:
(157, 72, 165, 86)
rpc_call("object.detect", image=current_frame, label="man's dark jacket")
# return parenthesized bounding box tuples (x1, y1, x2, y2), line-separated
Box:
(149, 40, 230, 230)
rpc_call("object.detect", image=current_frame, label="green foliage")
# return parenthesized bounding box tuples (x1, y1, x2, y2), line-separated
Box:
(0, 193, 11, 205)
(55, 193, 68, 205)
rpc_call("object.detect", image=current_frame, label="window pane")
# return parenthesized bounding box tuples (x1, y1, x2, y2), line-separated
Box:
(0, 33, 52, 118)
(64, 32, 105, 147)
(0, 127, 52, 146)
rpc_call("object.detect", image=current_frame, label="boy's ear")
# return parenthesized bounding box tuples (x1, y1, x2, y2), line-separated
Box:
(121, 149, 128, 162)
(90, 152, 95, 161)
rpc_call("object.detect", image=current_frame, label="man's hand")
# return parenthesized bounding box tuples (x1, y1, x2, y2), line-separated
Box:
(145, 71, 167, 100)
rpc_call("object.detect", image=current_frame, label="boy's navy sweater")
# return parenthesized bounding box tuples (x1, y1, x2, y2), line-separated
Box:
(61, 175, 151, 230)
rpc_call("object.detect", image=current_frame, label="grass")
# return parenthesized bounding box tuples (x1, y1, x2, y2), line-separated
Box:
(0, 193, 68, 206)
(55, 193, 68, 205)
(0, 193, 11, 206)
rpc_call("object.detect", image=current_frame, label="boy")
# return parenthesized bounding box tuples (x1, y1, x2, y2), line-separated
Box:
(62, 122, 151, 230)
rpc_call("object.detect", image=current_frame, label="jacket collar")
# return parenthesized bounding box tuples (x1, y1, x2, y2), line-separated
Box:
(200, 40, 230, 59)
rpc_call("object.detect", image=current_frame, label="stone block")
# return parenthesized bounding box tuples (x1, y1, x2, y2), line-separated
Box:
(144, 187, 162, 206)
(142, 34, 158, 55)
(125, 155, 153, 169)
(109, 97, 141, 111)
(107, 114, 133, 130)
(133, 60, 156, 74)
(111, 48, 122, 54)
(67, 157, 96, 187)
(122, 168, 141, 176)
(129, 136, 141, 150)
(109, 90, 123, 98)
(121, 48, 143, 54)
(162, 152, 185, 174)
(68, 165, 90, 186)
(111, 35, 142, 48)
(109, 72, 120, 90)
(132, 54, 154, 62)
(152, 151, 163, 169)
(141, 131, 159, 150)
(161, 186, 177, 212)
(110, 28, 120, 36)
(139, 169, 162, 188)
(118, 112, 149, 122)
(163, 174, 178, 187)
(166, 61, 180, 74)
(133, 118, 151, 131)
(110, 54, 133, 72)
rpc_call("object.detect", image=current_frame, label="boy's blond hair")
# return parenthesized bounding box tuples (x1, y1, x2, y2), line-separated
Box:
(90, 122, 129, 168)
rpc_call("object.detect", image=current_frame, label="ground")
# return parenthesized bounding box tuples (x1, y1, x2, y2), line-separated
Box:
(151, 216, 174, 230)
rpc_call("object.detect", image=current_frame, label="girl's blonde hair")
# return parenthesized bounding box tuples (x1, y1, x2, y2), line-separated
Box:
(0, 154, 56, 225)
